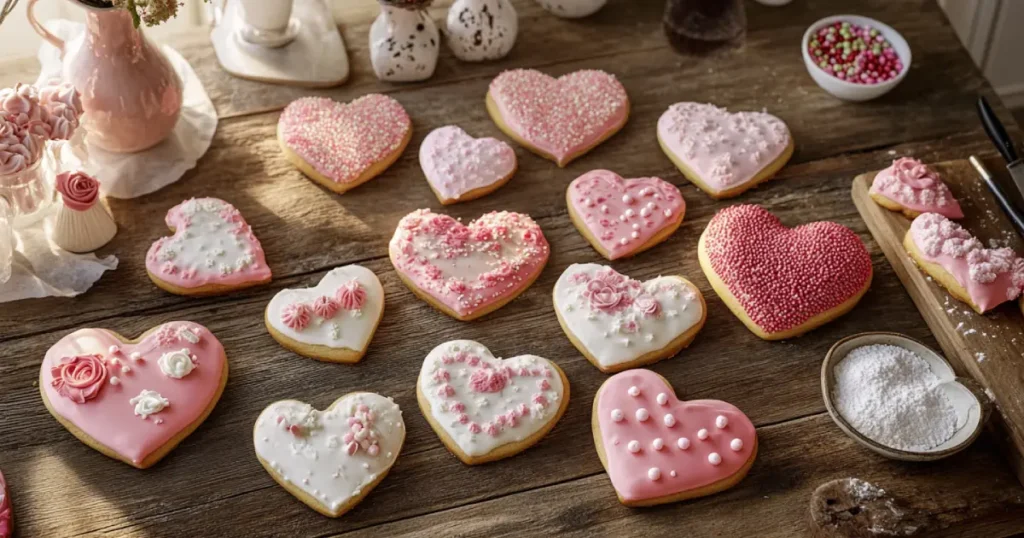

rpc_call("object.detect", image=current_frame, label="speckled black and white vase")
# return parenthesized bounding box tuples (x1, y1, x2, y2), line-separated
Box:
(534, 0, 606, 18)
(370, 0, 440, 82)
(445, 0, 518, 62)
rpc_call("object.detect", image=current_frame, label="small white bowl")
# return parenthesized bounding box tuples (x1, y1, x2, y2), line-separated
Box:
(802, 15, 911, 102)
(821, 332, 989, 461)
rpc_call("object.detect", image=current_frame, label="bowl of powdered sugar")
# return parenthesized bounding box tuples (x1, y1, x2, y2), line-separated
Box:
(821, 332, 989, 461)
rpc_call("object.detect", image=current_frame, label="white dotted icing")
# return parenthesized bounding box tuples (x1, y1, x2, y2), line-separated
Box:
(635, 408, 649, 422)
(663, 414, 676, 427)
(647, 467, 661, 481)
(731, 438, 744, 451)
(627, 440, 640, 453)
(677, 437, 690, 449)
(656, 392, 668, 406)
(708, 452, 722, 465)
(652, 438, 664, 451)
(697, 428, 709, 440)
(628, 386, 640, 397)
(130, 390, 169, 419)
(715, 415, 729, 428)
(611, 409, 624, 422)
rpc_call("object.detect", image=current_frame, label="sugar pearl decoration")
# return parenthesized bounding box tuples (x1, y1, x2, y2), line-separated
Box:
(627, 440, 640, 453)
(730, 438, 744, 451)
(121, 366, 131, 374)
(652, 438, 664, 451)
(628, 386, 640, 397)
(663, 414, 676, 427)
(708, 452, 722, 465)
(677, 437, 690, 450)
(611, 409, 624, 422)
(130, 352, 143, 363)
(670, 470, 677, 477)
(108, 345, 120, 354)
(697, 428, 709, 440)
(109, 376, 120, 385)
(648, 467, 661, 481)
(622, 194, 633, 204)
(716, 415, 729, 428)
(635, 408, 649, 422)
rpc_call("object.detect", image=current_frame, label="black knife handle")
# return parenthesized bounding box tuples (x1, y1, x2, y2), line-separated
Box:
(977, 96, 1020, 163)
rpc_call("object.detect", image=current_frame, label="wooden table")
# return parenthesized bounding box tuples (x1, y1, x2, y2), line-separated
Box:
(3, 1, 1024, 536)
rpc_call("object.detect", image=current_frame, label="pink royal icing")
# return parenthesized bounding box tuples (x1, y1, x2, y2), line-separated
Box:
(702, 205, 872, 335)
(389, 209, 550, 318)
(279, 94, 411, 185)
(567, 170, 684, 259)
(909, 213, 1024, 312)
(55, 171, 100, 211)
(657, 102, 791, 192)
(145, 198, 271, 289)
(596, 369, 756, 503)
(869, 158, 963, 218)
(41, 322, 226, 466)
(281, 303, 312, 331)
(489, 69, 628, 165)
(0, 470, 10, 538)
(419, 125, 517, 201)
(50, 354, 107, 403)
(336, 279, 367, 311)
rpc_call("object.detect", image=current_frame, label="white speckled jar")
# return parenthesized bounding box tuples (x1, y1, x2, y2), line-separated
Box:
(446, 0, 518, 62)
(369, 1, 440, 82)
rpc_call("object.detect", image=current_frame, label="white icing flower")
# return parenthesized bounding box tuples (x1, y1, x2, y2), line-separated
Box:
(158, 348, 196, 378)
(130, 390, 169, 418)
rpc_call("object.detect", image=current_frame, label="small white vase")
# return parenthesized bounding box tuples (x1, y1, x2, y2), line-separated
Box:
(370, 5, 440, 82)
(446, 0, 518, 61)
(52, 199, 116, 253)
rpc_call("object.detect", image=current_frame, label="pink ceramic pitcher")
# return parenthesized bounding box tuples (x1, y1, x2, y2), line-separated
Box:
(26, 0, 183, 153)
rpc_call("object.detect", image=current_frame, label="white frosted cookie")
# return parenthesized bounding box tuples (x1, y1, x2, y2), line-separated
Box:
(253, 392, 405, 518)
(265, 265, 385, 363)
(417, 340, 570, 464)
(553, 263, 706, 373)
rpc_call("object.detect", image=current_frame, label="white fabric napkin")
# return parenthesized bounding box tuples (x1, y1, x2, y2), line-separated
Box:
(35, 19, 218, 199)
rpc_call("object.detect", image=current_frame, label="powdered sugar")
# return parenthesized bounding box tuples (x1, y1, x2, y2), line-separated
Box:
(834, 344, 957, 452)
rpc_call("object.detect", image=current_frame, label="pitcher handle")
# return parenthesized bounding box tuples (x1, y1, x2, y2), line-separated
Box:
(26, 0, 66, 55)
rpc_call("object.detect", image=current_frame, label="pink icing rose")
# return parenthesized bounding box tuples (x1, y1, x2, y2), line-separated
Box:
(336, 279, 367, 310)
(50, 354, 107, 403)
(890, 157, 937, 189)
(587, 280, 624, 312)
(634, 294, 661, 317)
(55, 171, 100, 211)
(281, 303, 311, 331)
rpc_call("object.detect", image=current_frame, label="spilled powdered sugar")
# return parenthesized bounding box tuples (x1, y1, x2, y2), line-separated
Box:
(834, 344, 958, 452)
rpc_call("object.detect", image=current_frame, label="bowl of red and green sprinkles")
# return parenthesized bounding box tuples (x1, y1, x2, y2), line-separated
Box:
(802, 15, 911, 102)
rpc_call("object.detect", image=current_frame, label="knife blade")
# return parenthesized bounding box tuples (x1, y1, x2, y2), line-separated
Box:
(969, 156, 1024, 238)
(977, 96, 1024, 201)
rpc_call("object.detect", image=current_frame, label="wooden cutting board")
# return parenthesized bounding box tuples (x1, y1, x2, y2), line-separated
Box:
(851, 156, 1024, 485)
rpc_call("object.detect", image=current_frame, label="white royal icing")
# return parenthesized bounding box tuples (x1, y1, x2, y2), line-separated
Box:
(158, 349, 196, 379)
(265, 265, 384, 351)
(147, 198, 262, 281)
(253, 393, 405, 514)
(417, 340, 565, 458)
(130, 390, 169, 419)
(446, 0, 518, 62)
(553, 263, 704, 369)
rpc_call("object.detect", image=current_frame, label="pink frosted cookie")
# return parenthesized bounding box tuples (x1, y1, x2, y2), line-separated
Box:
(278, 94, 412, 194)
(698, 205, 873, 340)
(593, 369, 757, 507)
(254, 392, 405, 517)
(904, 213, 1024, 313)
(389, 209, 550, 320)
(417, 340, 569, 464)
(0, 470, 10, 538)
(40, 321, 228, 469)
(486, 69, 629, 167)
(566, 169, 685, 260)
(146, 198, 271, 296)
(870, 158, 963, 219)
(657, 102, 793, 199)
(419, 125, 517, 204)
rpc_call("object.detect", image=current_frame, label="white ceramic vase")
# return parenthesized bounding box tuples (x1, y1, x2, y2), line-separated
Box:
(369, 3, 440, 82)
(446, 0, 518, 61)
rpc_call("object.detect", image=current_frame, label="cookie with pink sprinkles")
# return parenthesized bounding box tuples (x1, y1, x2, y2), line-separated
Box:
(486, 69, 629, 167)
(389, 209, 550, 321)
(278, 94, 412, 194)
(698, 205, 873, 340)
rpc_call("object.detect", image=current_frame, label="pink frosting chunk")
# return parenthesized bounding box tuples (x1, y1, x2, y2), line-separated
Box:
(870, 158, 963, 218)
(909, 213, 1024, 312)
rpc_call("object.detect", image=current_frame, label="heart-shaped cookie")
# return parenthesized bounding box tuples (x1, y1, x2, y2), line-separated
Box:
(146, 198, 272, 296)
(419, 125, 517, 204)
(0, 470, 10, 538)
(657, 102, 793, 199)
(265, 265, 385, 363)
(699, 205, 873, 340)
(278, 94, 412, 193)
(566, 170, 685, 260)
(417, 340, 570, 464)
(40, 321, 228, 469)
(389, 209, 550, 320)
(554, 264, 706, 373)
(487, 69, 629, 167)
(593, 369, 757, 507)
(254, 392, 405, 517)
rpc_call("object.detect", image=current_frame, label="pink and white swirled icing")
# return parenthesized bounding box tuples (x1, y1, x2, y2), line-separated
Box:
(0, 82, 82, 174)
(909, 213, 1024, 312)
(870, 158, 963, 218)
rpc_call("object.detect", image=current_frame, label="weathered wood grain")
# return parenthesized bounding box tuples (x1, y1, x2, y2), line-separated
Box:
(853, 157, 1024, 486)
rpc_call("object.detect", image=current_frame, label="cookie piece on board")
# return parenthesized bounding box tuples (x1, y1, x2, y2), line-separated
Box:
(809, 478, 929, 537)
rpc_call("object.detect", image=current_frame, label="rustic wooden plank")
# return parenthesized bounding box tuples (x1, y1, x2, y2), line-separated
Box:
(852, 157, 1024, 487)
(0, 15, 1012, 341)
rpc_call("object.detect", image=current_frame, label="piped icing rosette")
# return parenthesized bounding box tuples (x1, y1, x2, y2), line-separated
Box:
(0, 82, 83, 174)
(907, 213, 1024, 312)
(870, 158, 963, 218)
